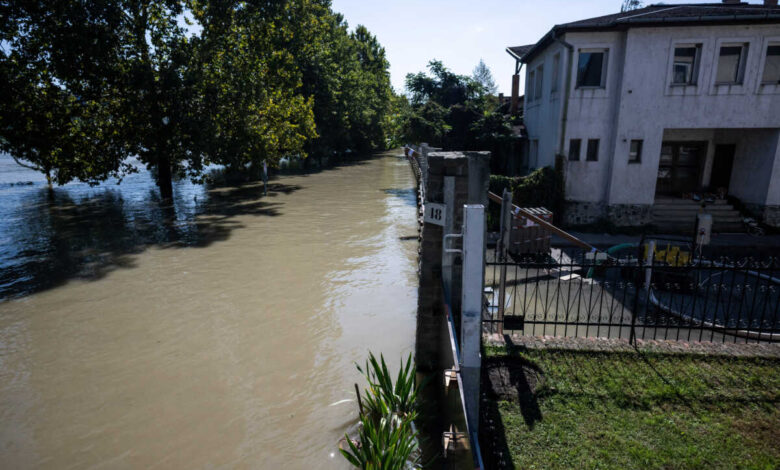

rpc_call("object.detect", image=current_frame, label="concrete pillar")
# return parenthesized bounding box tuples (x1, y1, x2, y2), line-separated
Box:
(460, 204, 485, 435)
(415, 151, 490, 372)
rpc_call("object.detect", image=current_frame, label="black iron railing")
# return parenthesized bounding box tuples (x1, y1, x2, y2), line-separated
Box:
(484, 249, 780, 343)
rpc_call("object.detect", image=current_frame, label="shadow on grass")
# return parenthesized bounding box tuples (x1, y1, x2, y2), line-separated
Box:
(481, 339, 780, 468)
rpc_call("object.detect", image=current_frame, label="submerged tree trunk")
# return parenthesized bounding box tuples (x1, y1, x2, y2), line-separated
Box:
(157, 155, 173, 201)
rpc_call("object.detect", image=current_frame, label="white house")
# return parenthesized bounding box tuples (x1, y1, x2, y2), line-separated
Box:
(507, 1, 780, 230)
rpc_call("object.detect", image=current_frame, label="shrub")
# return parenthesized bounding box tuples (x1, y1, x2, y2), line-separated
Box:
(341, 352, 423, 469)
(488, 166, 564, 228)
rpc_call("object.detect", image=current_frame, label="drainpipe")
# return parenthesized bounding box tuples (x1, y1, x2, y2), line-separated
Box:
(552, 30, 574, 157)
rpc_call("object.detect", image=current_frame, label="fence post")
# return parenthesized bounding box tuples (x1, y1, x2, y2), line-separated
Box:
(496, 189, 512, 335)
(442, 176, 456, 297)
(461, 204, 484, 435)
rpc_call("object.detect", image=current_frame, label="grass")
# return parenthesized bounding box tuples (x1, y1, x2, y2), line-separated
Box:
(481, 344, 780, 469)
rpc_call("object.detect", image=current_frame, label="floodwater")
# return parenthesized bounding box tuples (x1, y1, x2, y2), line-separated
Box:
(0, 152, 418, 468)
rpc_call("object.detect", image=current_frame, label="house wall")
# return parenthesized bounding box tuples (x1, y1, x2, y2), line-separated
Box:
(523, 41, 567, 171)
(522, 23, 780, 225)
(609, 24, 780, 208)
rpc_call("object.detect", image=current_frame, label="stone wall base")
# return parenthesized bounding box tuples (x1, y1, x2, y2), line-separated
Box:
(606, 204, 653, 227)
(562, 201, 605, 226)
(744, 203, 780, 228)
(563, 201, 652, 227)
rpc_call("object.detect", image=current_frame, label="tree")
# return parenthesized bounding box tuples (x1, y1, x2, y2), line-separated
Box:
(0, 2, 136, 186)
(189, 1, 317, 175)
(620, 0, 644, 12)
(1, 0, 391, 199)
(472, 59, 498, 96)
(405, 60, 480, 108)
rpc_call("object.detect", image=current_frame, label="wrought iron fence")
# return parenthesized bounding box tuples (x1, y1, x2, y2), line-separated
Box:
(484, 248, 780, 343)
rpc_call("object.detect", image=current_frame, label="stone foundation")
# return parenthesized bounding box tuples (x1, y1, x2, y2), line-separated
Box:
(764, 205, 780, 227)
(606, 204, 653, 227)
(562, 201, 605, 226)
(563, 201, 652, 227)
(745, 203, 780, 227)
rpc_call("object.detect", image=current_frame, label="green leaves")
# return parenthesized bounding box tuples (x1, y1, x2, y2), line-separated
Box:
(343, 352, 423, 469)
(1, 0, 393, 193)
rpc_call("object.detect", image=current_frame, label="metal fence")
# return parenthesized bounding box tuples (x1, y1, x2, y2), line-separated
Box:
(484, 248, 780, 343)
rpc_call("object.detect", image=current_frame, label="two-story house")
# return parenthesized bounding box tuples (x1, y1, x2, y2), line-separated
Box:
(507, 1, 780, 230)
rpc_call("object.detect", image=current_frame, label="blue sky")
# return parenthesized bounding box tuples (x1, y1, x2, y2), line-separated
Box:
(330, 0, 767, 95)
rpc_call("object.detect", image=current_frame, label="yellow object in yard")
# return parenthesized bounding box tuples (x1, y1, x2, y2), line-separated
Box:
(645, 243, 691, 267)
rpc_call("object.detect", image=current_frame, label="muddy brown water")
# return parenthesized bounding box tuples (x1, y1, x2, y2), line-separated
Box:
(0, 152, 418, 468)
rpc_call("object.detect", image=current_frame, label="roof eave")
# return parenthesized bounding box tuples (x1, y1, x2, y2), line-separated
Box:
(506, 47, 523, 62)
(518, 14, 780, 63)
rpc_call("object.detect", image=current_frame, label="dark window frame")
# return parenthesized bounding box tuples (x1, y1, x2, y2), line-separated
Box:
(586, 139, 599, 161)
(671, 45, 701, 86)
(761, 43, 780, 84)
(568, 139, 581, 161)
(534, 64, 544, 100)
(628, 140, 643, 164)
(576, 50, 607, 88)
(715, 43, 748, 85)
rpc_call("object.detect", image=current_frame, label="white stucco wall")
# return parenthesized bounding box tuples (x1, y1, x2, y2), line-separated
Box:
(522, 23, 780, 207)
(523, 41, 567, 170)
(728, 128, 780, 205)
(609, 24, 780, 205)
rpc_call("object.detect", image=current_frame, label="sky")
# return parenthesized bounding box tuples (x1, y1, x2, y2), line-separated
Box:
(330, 0, 768, 95)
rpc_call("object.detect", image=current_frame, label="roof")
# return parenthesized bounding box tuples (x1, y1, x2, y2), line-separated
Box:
(507, 44, 535, 60)
(507, 2, 780, 63)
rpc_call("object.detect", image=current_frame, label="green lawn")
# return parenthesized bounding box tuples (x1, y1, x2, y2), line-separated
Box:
(480, 344, 780, 470)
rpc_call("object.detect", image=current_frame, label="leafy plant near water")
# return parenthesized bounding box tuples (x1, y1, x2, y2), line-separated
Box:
(358, 352, 419, 419)
(340, 406, 420, 470)
(341, 352, 423, 469)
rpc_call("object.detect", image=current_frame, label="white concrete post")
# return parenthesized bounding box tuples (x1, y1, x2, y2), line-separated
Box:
(460, 204, 484, 434)
(441, 176, 456, 298)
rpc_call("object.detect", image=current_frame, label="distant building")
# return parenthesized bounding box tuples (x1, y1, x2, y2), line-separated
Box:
(507, 1, 780, 229)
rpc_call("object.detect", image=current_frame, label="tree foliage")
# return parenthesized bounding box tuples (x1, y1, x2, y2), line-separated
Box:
(399, 59, 513, 153)
(0, 0, 393, 198)
(472, 58, 498, 96)
(621, 0, 644, 12)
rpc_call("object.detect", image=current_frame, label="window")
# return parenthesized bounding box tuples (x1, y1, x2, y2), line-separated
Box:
(762, 44, 780, 84)
(530, 139, 539, 167)
(568, 139, 581, 161)
(534, 65, 544, 100)
(716, 44, 748, 84)
(586, 139, 599, 161)
(628, 140, 643, 163)
(551, 53, 561, 93)
(577, 50, 606, 88)
(671, 45, 701, 85)
(527, 70, 535, 101)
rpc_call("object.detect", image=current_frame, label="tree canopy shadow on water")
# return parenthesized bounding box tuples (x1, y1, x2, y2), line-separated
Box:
(0, 179, 302, 300)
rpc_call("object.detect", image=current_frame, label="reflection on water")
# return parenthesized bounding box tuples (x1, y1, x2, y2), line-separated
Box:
(0, 156, 305, 299)
(0, 152, 418, 469)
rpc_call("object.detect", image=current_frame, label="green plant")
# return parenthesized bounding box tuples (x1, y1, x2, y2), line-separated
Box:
(340, 409, 420, 470)
(358, 352, 420, 419)
(342, 352, 424, 469)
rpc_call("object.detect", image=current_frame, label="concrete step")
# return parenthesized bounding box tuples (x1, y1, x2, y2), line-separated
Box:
(653, 209, 741, 218)
(650, 224, 745, 234)
(652, 205, 738, 212)
(652, 211, 742, 221)
(654, 198, 730, 205)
